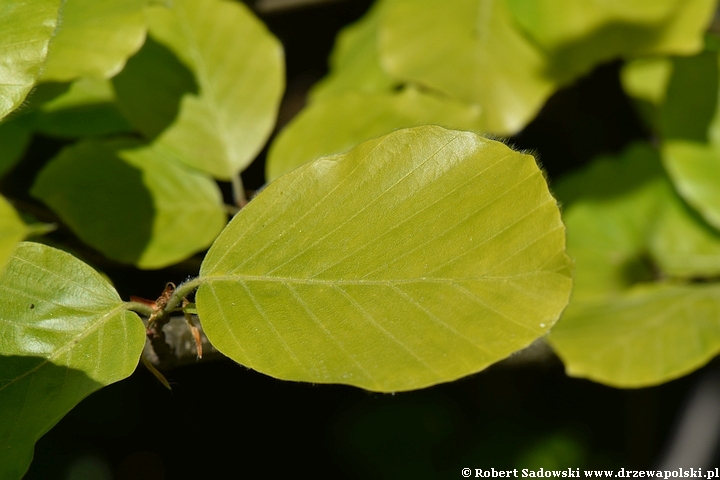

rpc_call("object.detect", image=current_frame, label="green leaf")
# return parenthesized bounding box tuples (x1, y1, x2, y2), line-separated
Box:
(378, 0, 556, 135)
(112, 35, 198, 139)
(663, 141, 720, 231)
(197, 126, 572, 392)
(31, 139, 226, 269)
(550, 143, 720, 387)
(0, 196, 26, 273)
(309, 2, 395, 102)
(0, 0, 62, 119)
(0, 242, 145, 479)
(35, 77, 133, 137)
(550, 283, 720, 388)
(508, 0, 715, 82)
(0, 113, 35, 176)
(266, 87, 483, 181)
(145, 0, 284, 179)
(40, 0, 147, 82)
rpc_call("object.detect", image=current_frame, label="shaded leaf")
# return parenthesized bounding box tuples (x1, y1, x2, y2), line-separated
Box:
(309, 2, 395, 102)
(0, 242, 145, 479)
(35, 77, 132, 137)
(112, 35, 198, 139)
(0, 0, 62, 119)
(378, 0, 556, 135)
(266, 87, 483, 181)
(550, 143, 720, 387)
(0, 196, 26, 273)
(551, 283, 720, 388)
(145, 0, 284, 179)
(197, 126, 572, 392)
(31, 139, 226, 269)
(0, 113, 35, 176)
(41, 0, 147, 82)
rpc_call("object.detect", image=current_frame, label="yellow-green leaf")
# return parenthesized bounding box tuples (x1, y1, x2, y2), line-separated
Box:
(197, 126, 572, 392)
(0, 242, 145, 479)
(146, 0, 284, 179)
(0, 0, 62, 119)
(41, 0, 146, 82)
(0, 196, 26, 273)
(266, 87, 483, 181)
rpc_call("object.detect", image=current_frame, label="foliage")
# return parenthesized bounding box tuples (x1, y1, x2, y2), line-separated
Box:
(0, 0, 718, 477)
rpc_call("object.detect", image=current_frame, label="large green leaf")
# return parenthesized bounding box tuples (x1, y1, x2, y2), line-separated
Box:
(0, 0, 62, 119)
(266, 87, 483, 181)
(309, 1, 395, 103)
(35, 77, 132, 137)
(145, 0, 284, 179)
(0, 242, 145, 479)
(378, 0, 556, 135)
(197, 126, 572, 392)
(40, 0, 146, 82)
(32, 139, 226, 269)
(507, 0, 714, 82)
(0, 196, 26, 273)
(550, 143, 720, 387)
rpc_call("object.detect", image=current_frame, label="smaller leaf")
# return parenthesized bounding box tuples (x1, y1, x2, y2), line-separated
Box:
(663, 141, 720, 231)
(0, 0, 62, 119)
(41, 0, 147, 82)
(309, 2, 395, 102)
(266, 87, 483, 181)
(0, 242, 145, 479)
(35, 77, 132, 137)
(146, 0, 285, 179)
(0, 113, 36, 176)
(31, 139, 226, 269)
(0, 196, 27, 273)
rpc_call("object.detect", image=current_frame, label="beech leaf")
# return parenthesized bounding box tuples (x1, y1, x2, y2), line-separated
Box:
(0, 242, 145, 479)
(197, 126, 572, 392)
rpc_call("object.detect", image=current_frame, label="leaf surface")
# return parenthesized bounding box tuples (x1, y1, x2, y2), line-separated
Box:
(309, 2, 395, 102)
(0, 242, 145, 479)
(0, 196, 26, 273)
(41, 0, 146, 81)
(550, 143, 720, 387)
(145, 0, 284, 179)
(507, 0, 714, 81)
(197, 126, 572, 391)
(0, 0, 62, 119)
(31, 139, 226, 269)
(378, 0, 555, 135)
(266, 87, 483, 181)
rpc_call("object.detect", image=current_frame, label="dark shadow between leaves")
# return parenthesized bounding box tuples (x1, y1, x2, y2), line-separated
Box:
(0, 355, 104, 480)
(112, 35, 199, 139)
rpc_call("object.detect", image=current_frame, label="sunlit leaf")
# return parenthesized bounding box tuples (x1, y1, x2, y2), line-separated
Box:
(31, 139, 226, 269)
(550, 143, 720, 387)
(0, 0, 62, 119)
(0, 242, 145, 480)
(145, 0, 284, 179)
(35, 77, 132, 137)
(266, 87, 482, 181)
(378, 0, 556, 135)
(197, 126, 572, 392)
(41, 0, 146, 82)
(0, 196, 26, 273)
(508, 0, 714, 82)
(309, 2, 395, 102)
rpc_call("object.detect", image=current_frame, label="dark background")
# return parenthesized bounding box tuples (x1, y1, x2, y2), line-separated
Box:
(20, 0, 718, 477)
